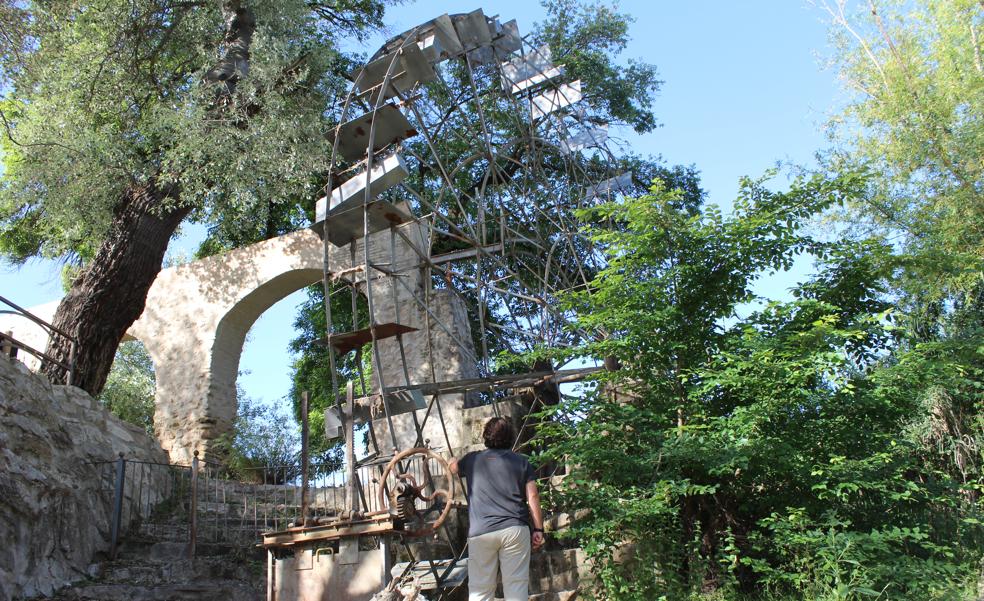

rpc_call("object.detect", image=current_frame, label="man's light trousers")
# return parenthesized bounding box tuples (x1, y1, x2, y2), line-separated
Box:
(467, 525, 531, 601)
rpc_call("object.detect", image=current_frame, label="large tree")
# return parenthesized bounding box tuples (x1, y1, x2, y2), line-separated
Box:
(820, 0, 983, 311)
(819, 0, 984, 505)
(0, 0, 389, 394)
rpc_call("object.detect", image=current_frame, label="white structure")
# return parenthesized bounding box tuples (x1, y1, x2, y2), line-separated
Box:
(2, 225, 477, 466)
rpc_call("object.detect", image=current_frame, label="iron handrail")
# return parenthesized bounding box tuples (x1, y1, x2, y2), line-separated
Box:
(0, 295, 73, 339)
(0, 331, 73, 373)
(0, 294, 77, 384)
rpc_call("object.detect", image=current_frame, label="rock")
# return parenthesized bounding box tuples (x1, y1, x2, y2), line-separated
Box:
(0, 356, 167, 600)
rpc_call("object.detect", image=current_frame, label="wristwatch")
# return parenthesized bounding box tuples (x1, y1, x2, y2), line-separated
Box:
(532, 527, 544, 533)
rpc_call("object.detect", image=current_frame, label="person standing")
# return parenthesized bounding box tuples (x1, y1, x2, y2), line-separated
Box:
(449, 417, 546, 601)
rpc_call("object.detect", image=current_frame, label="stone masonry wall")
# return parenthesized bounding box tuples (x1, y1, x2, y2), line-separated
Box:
(0, 355, 168, 601)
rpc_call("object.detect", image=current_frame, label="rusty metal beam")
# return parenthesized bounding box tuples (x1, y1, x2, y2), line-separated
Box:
(260, 513, 397, 548)
(365, 366, 605, 398)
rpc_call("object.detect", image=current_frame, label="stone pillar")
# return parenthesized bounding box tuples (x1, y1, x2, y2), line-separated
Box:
(129, 229, 325, 465)
(328, 221, 480, 453)
(368, 287, 480, 453)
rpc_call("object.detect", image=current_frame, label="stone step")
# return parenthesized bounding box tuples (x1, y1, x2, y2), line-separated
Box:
(55, 581, 261, 601)
(45, 541, 266, 601)
(528, 592, 578, 601)
(100, 557, 260, 585)
(119, 540, 226, 559)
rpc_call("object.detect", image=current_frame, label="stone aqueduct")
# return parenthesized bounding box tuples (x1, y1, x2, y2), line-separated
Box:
(131, 229, 326, 465)
(4, 229, 325, 464)
(4, 223, 478, 465)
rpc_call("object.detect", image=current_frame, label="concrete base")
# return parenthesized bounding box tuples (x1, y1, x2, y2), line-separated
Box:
(270, 545, 385, 601)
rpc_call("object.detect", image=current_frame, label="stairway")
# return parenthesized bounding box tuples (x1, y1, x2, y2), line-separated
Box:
(42, 539, 265, 601)
(524, 547, 584, 601)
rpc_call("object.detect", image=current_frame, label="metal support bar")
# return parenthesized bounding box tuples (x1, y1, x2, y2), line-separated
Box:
(0, 295, 78, 383)
(345, 381, 357, 514)
(109, 453, 126, 560)
(189, 451, 199, 559)
(301, 391, 310, 526)
(267, 549, 276, 601)
(0, 332, 73, 373)
(0, 295, 74, 339)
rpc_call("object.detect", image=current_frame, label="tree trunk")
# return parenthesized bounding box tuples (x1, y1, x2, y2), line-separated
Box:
(42, 3, 255, 395)
(42, 181, 189, 395)
(204, 1, 256, 95)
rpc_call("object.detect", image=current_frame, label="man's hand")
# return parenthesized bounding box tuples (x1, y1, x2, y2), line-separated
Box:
(526, 480, 545, 551)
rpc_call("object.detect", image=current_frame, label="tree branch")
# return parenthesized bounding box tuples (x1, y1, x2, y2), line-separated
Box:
(970, 19, 983, 74)
(818, 0, 890, 91)
(203, 1, 256, 95)
(0, 107, 83, 156)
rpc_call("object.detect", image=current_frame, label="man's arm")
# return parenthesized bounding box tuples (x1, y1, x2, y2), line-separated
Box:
(449, 451, 472, 477)
(526, 480, 545, 550)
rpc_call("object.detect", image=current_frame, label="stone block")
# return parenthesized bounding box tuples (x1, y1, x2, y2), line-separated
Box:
(0, 357, 167, 599)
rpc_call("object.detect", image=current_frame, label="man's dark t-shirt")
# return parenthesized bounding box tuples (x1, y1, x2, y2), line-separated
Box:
(458, 449, 535, 538)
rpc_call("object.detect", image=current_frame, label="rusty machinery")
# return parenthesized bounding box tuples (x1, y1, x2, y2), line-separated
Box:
(263, 7, 627, 596)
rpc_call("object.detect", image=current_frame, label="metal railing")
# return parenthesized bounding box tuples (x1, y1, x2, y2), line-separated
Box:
(96, 454, 192, 559)
(98, 450, 445, 558)
(0, 294, 77, 384)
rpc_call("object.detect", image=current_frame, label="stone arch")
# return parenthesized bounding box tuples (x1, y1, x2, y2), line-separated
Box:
(0, 223, 481, 465)
(127, 228, 324, 464)
(204, 268, 321, 451)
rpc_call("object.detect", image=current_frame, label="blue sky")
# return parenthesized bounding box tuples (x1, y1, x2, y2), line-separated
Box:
(0, 1, 845, 406)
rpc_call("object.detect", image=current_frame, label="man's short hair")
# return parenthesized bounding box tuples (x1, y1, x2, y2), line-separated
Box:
(482, 417, 514, 449)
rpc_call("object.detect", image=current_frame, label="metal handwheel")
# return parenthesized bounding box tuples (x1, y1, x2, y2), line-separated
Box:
(377, 447, 455, 537)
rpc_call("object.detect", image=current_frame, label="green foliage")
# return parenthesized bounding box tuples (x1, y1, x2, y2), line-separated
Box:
(288, 283, 367, 458)
(229, 393, 301, 469)
(217, 391, 315, 483)
(0, 0, 388, 263)
(533, 3, 984, 596)
(821, 0, 984, 303)
(534, 177, 983, 600)
(98, 341, 156, 434)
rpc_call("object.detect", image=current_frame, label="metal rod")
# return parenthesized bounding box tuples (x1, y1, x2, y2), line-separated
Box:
(267, 549, 276, 601)
(0, 295, 75, 339)
(345, 381, 357, 514)
(361, 42, 411, 459)
(189, 451, 199, 559)
(300, 391, 310, 526)
(110, 453, 126, 560)
(0, 332, 73, 372)
(389, 227, 427, 448)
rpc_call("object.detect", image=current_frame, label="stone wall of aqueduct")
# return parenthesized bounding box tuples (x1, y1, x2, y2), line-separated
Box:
(2, 224, 482, 465)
